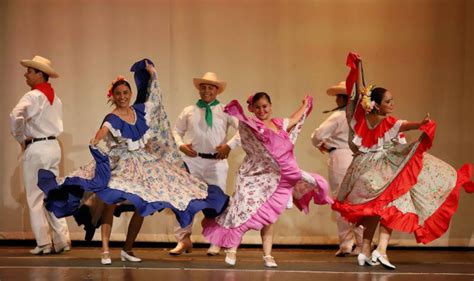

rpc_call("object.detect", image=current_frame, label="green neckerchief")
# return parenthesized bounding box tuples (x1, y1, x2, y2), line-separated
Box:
(196, 99, 220, 127)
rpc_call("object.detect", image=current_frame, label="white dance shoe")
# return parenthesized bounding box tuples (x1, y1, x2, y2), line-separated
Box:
(357, 253, 379, 266)
(371, 250, 396, 270)
(121, 250, 142, 262)
(30, 245, 52, 255)
(224, 249, 237, 266)
(263, 255, 278, 268)
(56, 244, 71, 253)
(101, 251, 112, 265)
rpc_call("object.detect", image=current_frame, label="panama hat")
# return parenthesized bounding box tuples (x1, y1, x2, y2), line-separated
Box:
(20, 55, 59, 78)
(193, 72, 226, 94)
(326, 81, 346, 96)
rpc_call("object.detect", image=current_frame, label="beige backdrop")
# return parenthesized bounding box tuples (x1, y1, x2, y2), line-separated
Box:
(1, 0, 473, 246)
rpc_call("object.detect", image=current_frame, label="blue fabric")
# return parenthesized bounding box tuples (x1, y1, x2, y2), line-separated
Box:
(38, 147, 110, 218)
(130, 58, 154, 104)
(38, 146, 229, 240)
(101, 103, 149, 141)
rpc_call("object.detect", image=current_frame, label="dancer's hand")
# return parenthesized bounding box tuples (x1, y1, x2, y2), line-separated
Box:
(216, 144, 231, 159)
(302, 95, 311, 107)
(145, 59, 157, 75)
(90, 138, 99, 146)
(180, 144, 197, 157)
(421, 113, 430, 125)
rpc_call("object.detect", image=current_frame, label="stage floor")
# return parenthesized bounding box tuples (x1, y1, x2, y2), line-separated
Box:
(0, 246, 473, 281)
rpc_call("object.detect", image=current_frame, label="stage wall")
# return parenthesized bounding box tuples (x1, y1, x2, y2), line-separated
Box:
(1, 0, 473, 246)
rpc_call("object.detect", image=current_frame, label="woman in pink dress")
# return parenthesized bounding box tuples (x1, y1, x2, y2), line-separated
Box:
(332, 53, 473, 270)
(202, 92, 332, 268)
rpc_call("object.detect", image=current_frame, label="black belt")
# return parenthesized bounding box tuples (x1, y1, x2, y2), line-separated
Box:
(25, 136, 56, 147)
(198, 152, 219, 159)
(327, 147, 337, 153)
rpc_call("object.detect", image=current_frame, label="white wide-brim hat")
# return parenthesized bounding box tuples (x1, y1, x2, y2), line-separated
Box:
(326, 81, 346, 96)
(193, 72, 226, 94)
(20, 55, 59, 78)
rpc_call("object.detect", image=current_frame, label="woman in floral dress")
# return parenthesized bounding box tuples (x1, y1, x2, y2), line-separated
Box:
(38, 59, 228, 264)
(202, 92, 332, 268)
(332, 53, 473, 270)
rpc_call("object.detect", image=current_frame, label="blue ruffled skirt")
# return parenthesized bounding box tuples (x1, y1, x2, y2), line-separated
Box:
(38, 147, 228, 240)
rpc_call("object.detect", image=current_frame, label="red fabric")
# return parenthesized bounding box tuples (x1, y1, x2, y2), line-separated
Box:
(332, 121, 473, 244)
(345, 52, 360, 96)
(353, 114, 400, 149)
(463, 181, 474, 193)
(33, 82, 55, 105)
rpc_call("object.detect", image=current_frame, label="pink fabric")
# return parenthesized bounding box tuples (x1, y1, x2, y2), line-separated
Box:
(202, 100, 330, 248)
(202, 179, 293, 247)
(293, 172, 333, 214)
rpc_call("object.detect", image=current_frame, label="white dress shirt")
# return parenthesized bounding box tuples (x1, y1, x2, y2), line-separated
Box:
(311, 109, 349, 150)
(173, 103, 240, 153)
(10, 89, 63, 143)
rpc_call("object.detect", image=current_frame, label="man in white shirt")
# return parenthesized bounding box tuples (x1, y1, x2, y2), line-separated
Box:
(171, 72, 240, 255)
(311, 81, 362, 257)
(10, 55, 71, 255)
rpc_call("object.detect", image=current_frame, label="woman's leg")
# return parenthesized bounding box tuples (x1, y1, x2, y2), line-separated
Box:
(261, 224, 278, 267)
(101, 204, 117, 253)
(123, 210, 144, 252)
(225, 246, 238, 265)
(372, 224, 396, 269)
(375, 224, 392, 255)
(261, 224, 274, 257)
(359, 216, 379, 257)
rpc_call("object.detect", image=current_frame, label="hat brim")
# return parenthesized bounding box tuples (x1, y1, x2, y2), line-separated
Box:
(326, 85, 346, 96)
(193, 78, 226, 94)
(21, 60, 59, 78)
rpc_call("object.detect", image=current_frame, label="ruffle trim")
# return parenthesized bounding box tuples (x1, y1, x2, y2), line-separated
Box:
(333, 163, 472, 244)
(333, 121, 436, 219)
(102, 104, 152, 151)
(225, 100, 273, 143)
(293, 172, 333, 214)
(38, 146, 229, 229)
(333, 121, 473, 243)
(103, 104, 149, 140)
(202, 181, 292, 248)
(351, 105, 405, 152)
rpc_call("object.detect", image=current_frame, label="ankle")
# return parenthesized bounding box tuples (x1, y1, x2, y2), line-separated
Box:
(375, 248, 387, 256)
(101, 251, 111, 257)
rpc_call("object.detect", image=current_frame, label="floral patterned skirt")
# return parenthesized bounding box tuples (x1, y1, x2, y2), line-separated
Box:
(333, 135, 472, 244)
(38, 146, 229, 240)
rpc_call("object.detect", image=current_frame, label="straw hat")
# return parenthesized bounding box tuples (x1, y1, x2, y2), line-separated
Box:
(20, 55, 59, 78)
(326, 81, 346, 96)
(193, 72, 226, 94)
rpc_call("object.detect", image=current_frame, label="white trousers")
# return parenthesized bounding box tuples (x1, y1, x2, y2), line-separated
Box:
(23, 140, 70, 251)
(174, 157, 229, 242)
(328, 149, 363, 252)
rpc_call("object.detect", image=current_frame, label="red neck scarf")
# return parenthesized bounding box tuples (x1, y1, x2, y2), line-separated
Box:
(33, 82, 55, 105)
